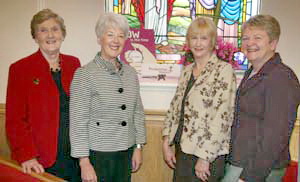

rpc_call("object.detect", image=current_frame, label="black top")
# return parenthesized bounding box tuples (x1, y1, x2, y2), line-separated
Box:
(48, 70, 80, 181)
(173, 73, 196, 144)
(51, 71, 71, 157)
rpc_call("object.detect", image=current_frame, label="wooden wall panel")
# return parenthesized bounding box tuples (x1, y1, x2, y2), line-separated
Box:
(132, 113, 173, 182)
(290, 119, 299, 161)
(0, 104, 10, 159)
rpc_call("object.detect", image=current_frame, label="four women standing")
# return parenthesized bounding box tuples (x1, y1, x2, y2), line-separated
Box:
(5, 8, 299, 182)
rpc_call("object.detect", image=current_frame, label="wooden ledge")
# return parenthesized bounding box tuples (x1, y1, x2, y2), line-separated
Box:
(0, 156, 65, 182)
(144, 109, 166, 116)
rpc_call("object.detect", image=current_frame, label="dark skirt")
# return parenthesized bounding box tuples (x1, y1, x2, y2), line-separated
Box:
(89, 147, 134, 182)
(174, 145, 225, 182)
(45, 156, 81, 182)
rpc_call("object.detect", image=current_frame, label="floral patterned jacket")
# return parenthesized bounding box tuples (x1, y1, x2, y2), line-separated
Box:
(162, 54, 236, 162)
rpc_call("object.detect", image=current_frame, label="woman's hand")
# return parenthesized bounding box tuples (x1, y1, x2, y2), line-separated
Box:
(131, 148, 143, 172)
(79, 157, 97, 182)
(238, 179, 245, 182)
(21, 158, 44, 174)
(195, 158, 210, 181)
(162, 137, 176, 169)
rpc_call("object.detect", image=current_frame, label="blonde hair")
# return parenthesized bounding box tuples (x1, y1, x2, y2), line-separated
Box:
(186, 16, 217, 50)
(30, 9, 66, 39)
(95, 12, 129, 39)
(242, 14, 281, 41)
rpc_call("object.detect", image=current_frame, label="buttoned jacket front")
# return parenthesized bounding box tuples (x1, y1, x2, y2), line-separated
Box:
(162, 54, 236, 162)
(70, 53, 146, 158)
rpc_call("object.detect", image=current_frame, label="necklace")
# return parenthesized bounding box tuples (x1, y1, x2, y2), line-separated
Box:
(50, 67, 60, 72)
(49, 59, 61, 72)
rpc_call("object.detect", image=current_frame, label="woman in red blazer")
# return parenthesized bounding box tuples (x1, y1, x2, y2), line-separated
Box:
(5, 9, 81, 181)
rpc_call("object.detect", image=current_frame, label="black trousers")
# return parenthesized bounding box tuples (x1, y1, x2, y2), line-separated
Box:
(89, 147, 134, 182)
(173, 145, 225, 182)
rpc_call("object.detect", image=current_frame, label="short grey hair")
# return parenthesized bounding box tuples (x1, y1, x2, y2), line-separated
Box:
(242, 14, 281, 42)
(95, 12, 129, 39)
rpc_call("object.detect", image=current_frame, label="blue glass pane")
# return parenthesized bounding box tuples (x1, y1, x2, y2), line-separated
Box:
(220, 0, 242, 25)
(113, 0, 119, 6)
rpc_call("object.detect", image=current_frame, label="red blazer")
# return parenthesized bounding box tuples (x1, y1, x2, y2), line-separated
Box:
(6, 50, 80, 168)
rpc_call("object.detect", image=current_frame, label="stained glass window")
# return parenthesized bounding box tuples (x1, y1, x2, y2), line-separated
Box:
(105, 0, 261, 70)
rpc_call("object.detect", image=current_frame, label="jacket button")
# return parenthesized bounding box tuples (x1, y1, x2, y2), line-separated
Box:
(121, 121, 127, 126)
(184, 127, 188, 132)
(118, 88, 124, 93)
(96, 122, 100, 126)
(121, 104, 126, 110)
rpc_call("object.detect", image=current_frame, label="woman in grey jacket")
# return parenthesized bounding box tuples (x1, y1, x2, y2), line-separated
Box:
(223, 14, 300, 182)
(70, 12, 146, 182)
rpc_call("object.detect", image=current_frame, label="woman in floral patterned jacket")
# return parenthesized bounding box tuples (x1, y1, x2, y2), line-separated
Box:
(162, 16, 236, 182)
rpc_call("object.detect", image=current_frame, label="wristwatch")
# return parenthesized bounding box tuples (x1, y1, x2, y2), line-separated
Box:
(136, 144, 144, 149)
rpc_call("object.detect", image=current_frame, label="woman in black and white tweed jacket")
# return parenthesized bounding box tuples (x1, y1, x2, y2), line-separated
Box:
(70, 12, 146, 182)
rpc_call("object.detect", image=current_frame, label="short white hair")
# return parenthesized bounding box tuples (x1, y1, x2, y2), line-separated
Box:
(95, 12, 129, 39)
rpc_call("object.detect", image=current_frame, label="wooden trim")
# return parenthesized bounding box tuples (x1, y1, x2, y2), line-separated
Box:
(0, 104, 4, 113)
(144, 109, 166, 116)
(0, 156, 65, 182)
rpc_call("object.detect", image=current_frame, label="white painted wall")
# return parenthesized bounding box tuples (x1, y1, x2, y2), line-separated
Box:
(0, 0, 37, 103)
(260, 0, 300, 117)
(261, 0, 300, 78)
(0, 0, 300, 112)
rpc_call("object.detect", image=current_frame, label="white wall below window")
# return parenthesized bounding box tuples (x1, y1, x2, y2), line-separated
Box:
(140, 83, 177, 111)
